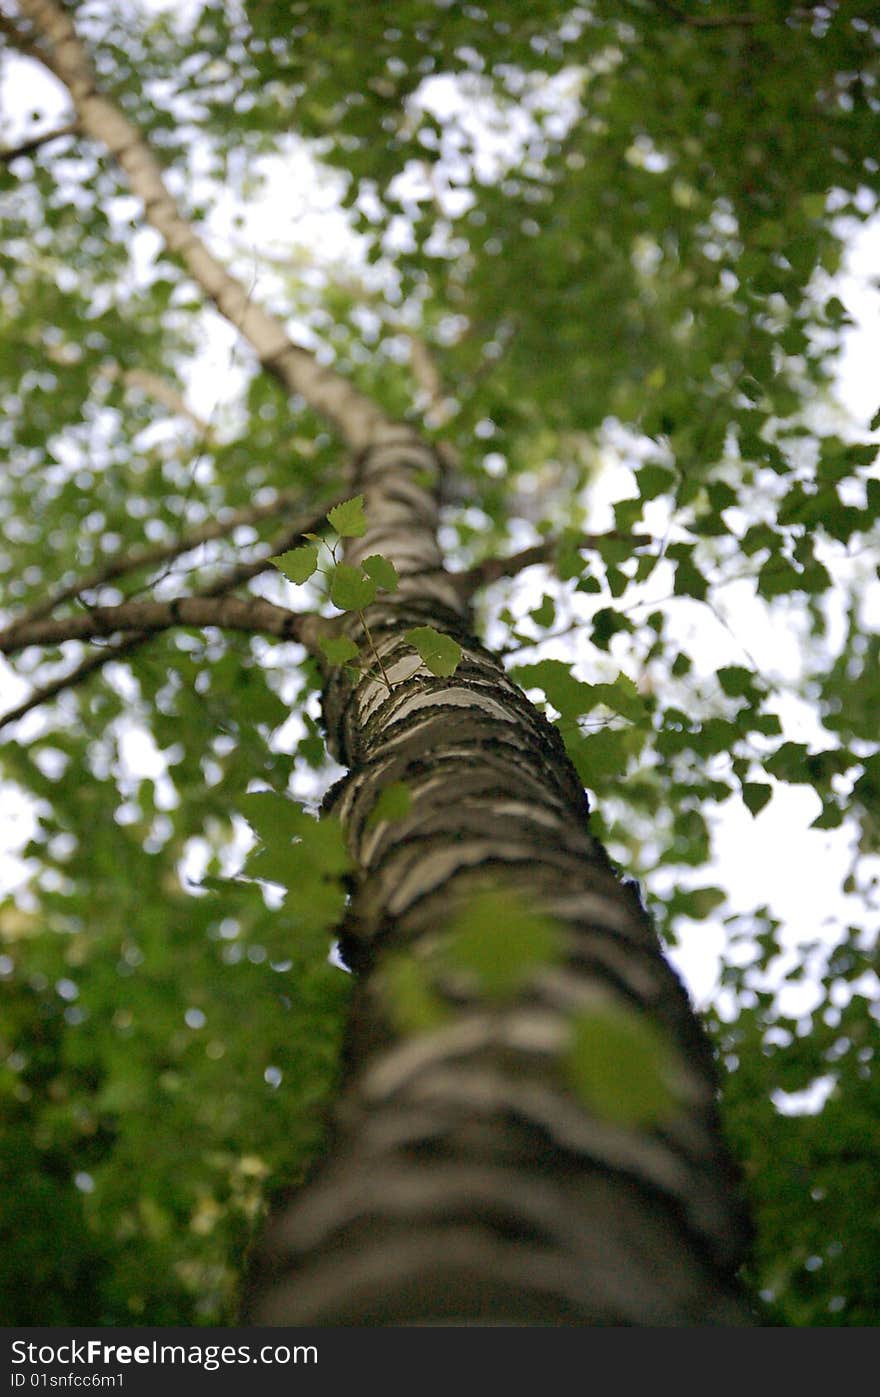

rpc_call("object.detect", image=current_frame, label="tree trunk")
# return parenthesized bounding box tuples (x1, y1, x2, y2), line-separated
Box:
(242, 430, 753, 1325)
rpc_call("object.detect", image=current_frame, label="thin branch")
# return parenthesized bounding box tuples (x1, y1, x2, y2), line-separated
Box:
(0, 118, 78, 164)
(0, 634, 149, 732)
(453, 316, 519, 414)
(228, 237, 459, 429)
(197, 507, 340, 597)
(0, 492, 337, 643)
(99, 364, 212, 435)
(0, 9, 45, 63)
(0, 503, 336, 732)
(13, 0, 392, 451)
(1, 595, 316, 654)
(407, 334, 454, 429)
(456, 531, 652, 598)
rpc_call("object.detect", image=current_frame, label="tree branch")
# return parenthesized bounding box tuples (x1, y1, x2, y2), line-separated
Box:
(99, 364, 212, 434)
(0, 492, 338, 643)
(456, 531, 652, 598)
(1, 595, 316, 654)
(12, 0, 393, 451)
(0, 8, 44, 63)
(407, 334, 455, 428)
(0, 634, 149, 732)
(0, 118, 78, 164)
(0, 501, 337, 731)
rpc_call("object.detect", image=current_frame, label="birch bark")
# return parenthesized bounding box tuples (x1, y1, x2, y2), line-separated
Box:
(243, 431, 753, 1325)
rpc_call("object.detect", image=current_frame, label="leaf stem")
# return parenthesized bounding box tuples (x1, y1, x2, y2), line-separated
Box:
(359, 611, 393, 693)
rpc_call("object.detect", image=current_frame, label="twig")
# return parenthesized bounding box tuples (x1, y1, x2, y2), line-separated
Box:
(0, 10, 46, 64)
(99, 364, 212, 435)
(456, 531, 652, 598)
(0, 502, 339, 731)
(498, 619, 585, 658)
(191, 499, 350, 597)
(0, 492, 338, 643)
(0, 634, 149, 732)
(358, 610, 393, 692)
(0, 119, 78, 164)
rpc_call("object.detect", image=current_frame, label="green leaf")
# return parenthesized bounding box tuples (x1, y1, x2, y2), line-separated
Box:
(671, 552, 708, 601)
(299, 816, 352, 876)
(591, 607, 634, 649)
(382, 955, 447, 1035)
(811, 801, 845, 830)
(590, 673, 647, 723)
(366, 781, 412, 829)
(445, 891, 561, 999)
(752, 712, 783, 736)
(319, 634, 360, 665)
(298, 713, 326, 768)
(529, 594, 556, 628)
(717, 666, 757, 699)
(239, 794, 351, 879)
(757, 556, 802, 599)
(562, 723, 647, 789)
(510, 659, 595, 719)
(555, 534, 586, 581)
(707, 480, 739, 512)
(361, 553, 399, 592)
(742, 782, 773, 817)
(329, 563, 378, 611)
(512, 662, 645, 724)
(637, 463, 676, 500)
(565, 1005, 679, 1126)
(272, 543, 319, 584)
(238, 790, 307, 848)
(327, 494, 367, 537)
(406, 626, 462, 677)
(764, 742, 810, 783)
(672, 885, 726, 918)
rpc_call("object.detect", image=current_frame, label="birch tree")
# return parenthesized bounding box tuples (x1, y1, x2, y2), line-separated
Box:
(0, 0, 877, 1325)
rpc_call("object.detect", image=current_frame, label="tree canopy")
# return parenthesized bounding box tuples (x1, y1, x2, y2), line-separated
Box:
(0, 0, 878, 1325)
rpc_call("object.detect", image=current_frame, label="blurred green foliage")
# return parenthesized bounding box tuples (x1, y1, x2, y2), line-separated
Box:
(0, 0, 878, 1323)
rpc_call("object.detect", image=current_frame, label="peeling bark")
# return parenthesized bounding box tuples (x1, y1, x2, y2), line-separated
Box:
(243, 430, 753, 1326)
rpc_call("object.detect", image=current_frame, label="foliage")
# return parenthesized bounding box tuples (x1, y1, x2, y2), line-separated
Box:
(0, 0, 878, 1324)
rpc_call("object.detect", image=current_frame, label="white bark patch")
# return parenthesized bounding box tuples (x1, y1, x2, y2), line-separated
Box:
(362, 1015, 498, 1101)
(388, 688, 519, 722)
(395, 576, 466, 610)
(538, 957, 661, 1009)
(409, 1067, 728, 1231)
(357, 792, 568, 865)
(544, 892, 642, 935)
(385, 839, 556, 916)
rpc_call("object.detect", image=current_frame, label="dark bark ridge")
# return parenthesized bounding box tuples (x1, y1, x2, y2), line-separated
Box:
(243, 435, 753, 1325)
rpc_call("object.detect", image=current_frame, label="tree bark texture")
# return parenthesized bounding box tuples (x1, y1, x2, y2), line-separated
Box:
(243, 432, 753, 1326)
